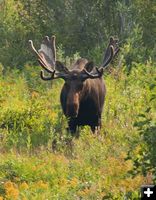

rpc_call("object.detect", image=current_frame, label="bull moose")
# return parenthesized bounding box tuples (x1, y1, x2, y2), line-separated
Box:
(29, 36, 119, 134)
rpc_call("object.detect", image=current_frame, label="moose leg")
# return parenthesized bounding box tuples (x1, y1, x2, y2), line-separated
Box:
(91, 116, 102, 134)
(68, 119, 77, 135)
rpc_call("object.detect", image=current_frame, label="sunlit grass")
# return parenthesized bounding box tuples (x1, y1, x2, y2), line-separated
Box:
(0, 63, 155, 199)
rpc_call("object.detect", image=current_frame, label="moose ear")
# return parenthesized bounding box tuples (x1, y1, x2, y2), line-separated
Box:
(84, 61, 94, 72)
(55, 61, 69, 73)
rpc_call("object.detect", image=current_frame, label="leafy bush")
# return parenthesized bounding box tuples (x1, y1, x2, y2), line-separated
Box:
(131, 70, 156, 179)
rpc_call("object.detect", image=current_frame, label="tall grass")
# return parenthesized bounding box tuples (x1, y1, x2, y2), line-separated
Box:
(0, 62, 155, 199)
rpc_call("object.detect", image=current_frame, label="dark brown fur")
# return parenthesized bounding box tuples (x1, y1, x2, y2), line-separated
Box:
(29, 36, 119, 135)
(60, 58, 106, 134)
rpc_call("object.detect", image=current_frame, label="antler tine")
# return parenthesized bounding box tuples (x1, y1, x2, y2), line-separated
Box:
(29, 40, 44, 62)
(51, 35, 56, 63)
(114, 47, 120, 57)
(40, 70, 54, 80)
(82, 67, 103, 79)
(101, 36, 120, 71)
(40, 68, 70, 81)
(111, 37, 120, 57)
(102, 45, 114, 68)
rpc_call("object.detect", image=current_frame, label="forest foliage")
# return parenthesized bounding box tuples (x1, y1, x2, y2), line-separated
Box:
(0, 0, 156, 199)
(0, 0, 156, 68)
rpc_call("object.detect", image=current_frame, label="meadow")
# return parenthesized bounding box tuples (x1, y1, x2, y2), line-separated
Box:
(0, 61, 155, 200)
(0, 0, 156, 199)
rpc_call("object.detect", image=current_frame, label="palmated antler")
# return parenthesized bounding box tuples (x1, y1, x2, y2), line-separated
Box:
(29, 36, 70, 80)
(29, 36, 119, 81)
(102, 36, 120, 68)
(78, 37, 120, 79)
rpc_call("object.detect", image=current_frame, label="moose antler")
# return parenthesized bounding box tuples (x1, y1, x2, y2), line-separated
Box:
(29, 35, 70, 80)
(102, 37, 119, 68)
(80, 62, 104, 80)
(29, 36, 55, 73)
(79, 37, 120, 79)
(29, 36, 119, 81)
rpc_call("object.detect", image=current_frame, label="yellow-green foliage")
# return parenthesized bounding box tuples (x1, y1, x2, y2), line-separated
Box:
(0, 63, 155, 199)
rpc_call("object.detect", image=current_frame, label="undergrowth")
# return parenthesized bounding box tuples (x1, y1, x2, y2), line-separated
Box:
(0, 62, 155, 199)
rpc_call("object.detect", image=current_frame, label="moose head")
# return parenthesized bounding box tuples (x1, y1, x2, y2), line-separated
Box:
(29, 36, 119, 134)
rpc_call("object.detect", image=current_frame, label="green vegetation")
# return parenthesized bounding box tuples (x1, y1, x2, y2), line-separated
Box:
(0, 63, 155, 199)
(0, 0, 156, 68)
(0, 0, 156, 199)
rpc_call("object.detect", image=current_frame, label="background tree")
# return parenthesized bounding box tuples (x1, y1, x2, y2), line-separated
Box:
(0, 0, 155, 68)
